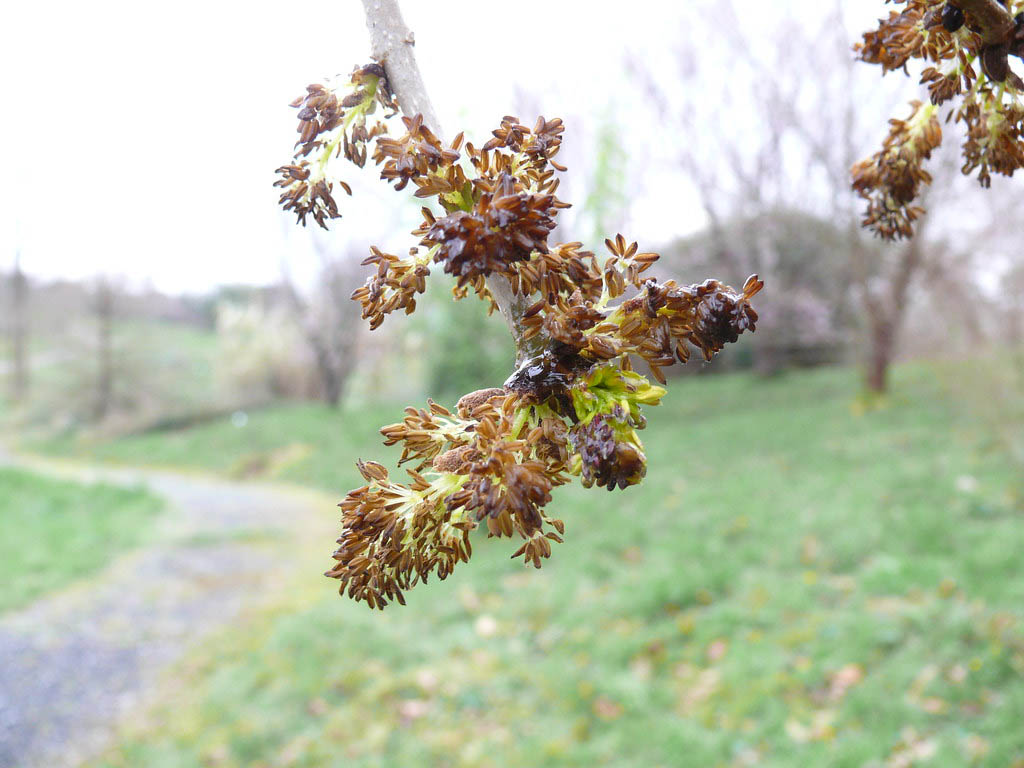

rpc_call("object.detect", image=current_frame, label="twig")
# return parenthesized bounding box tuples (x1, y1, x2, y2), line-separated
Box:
(360, 0, 441, 136)
(359, 0, 548, 365)
(958, 0, 1016, 46)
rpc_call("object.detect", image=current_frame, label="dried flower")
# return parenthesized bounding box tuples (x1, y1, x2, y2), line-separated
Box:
(277, 71, 763, 607)
(423, 173, 558, 285)
(350, 247, 432, 330)
(378, 398, 475, 470)
(274, 65, 395, 228)
(854, 0, 1024, 237)
(571, 413, 647, 491)
(959, 96, 1024, 187)
(524, 266, 763, 383)
(566, 364, 665, 491)
(325, 461, 472, 609)
(374, 114, 465, 198)
(852, 100, 943, 239)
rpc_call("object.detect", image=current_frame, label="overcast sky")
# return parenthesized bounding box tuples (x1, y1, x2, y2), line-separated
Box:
(1, 1, 897, 293)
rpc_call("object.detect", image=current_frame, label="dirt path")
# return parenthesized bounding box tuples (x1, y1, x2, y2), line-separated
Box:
(0, 446, 333, 768)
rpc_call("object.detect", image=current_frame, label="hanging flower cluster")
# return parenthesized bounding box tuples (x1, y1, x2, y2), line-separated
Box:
(274, 64, 397, 228)
(854, 0, 1024, 238)
(852, 100, 943, 239)
(277, 63, 763, 608)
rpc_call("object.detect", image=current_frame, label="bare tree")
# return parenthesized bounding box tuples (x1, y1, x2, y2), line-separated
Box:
(281, 236, 364, 408)
(854, 231, 928, 392)
(7, 251, 29, 403)
(91, 277, 115, 421)
(630, 1, 984, 392)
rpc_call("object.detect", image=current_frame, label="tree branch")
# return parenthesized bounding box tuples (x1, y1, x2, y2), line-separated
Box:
(359, 0, 548, 367)
(958, 0, 1016, 46)
(360, 0, 441, 137)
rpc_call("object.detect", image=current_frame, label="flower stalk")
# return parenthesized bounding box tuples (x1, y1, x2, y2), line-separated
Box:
(273, 0, 764, 608)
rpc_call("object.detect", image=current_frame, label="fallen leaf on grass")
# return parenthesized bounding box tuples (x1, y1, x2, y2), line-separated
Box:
(593, 695, 624, 720)
(398, 698, 431, 723)
(828, 663, 864, 702)
(707, 639, 728, 662)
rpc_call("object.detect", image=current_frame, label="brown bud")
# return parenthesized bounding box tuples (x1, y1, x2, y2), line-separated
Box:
(456, 388, 507, 418)
(431, 445, 477, 473)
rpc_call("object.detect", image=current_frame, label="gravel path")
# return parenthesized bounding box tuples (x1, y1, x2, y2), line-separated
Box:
(0, 447, 329, 768)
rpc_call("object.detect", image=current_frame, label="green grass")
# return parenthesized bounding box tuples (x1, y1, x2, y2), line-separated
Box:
(0, 467, 163, 614)
(32, 402, 398, 493)
(50, 362, 1024, 767)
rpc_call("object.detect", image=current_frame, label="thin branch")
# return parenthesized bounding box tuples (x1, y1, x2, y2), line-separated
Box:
(958, 0, 1016, 45)
(359, 0, 547, 366)
(360, 0, 441, 135)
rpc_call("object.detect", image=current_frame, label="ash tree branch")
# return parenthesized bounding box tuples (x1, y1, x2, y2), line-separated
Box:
(957, 0, 1016, 45)
(360, 0, 442, 136)
(359, 0, 549, 367)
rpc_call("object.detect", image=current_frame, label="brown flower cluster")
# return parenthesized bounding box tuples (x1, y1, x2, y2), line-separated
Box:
(570, 413, 646, 491)
(274, 64, 396, 228)
(855, 0, 1024, 238)
(326, 391, 570, 607)
(566, 364, 663, 492)
(374, 114, 465, 195)
(326, 458, 473, 609)
(423, 172, 557, 285)
(859, 2, 933, 72)
(959, 95, 1024, 185)
(343, 112, 571, 321)
(852, 100, 943, 239)
(349, 246, 431, 330)
(522, 236, 763, 384)
(277, 62, 764, 608)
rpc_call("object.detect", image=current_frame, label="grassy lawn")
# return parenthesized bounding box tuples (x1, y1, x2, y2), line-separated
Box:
(0, 467, 163, 614)
(32, 401, 399, 493)
(56, 363, 1024, 767)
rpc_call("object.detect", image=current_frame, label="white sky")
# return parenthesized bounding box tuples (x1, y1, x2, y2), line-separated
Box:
(0, 1, 896, 293)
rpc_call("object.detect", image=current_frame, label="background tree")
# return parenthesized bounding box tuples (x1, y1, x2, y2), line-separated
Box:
(633, 0, 1021, 392)
(581, 112, 629, 247)
(91, 277, 115, 422)
(281, 235, 364, 408)
(6, 250, 30, 404)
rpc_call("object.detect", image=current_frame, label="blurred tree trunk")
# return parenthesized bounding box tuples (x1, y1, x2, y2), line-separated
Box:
(281, 240, 363, 409)
(866, 319, 894, 393)
(319, 259, 361, 407)
(93, 278, 114, 421)
(9, 251, 29, 403)
(310, 334, 344, 407)
(851, 215, 926, 394)
(874, 235, 923, 393)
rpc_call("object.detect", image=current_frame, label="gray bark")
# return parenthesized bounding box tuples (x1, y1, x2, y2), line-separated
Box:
(9, 252, 29, 402)
(93, 279, 114, 421)
(359, 0, 549, 366)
